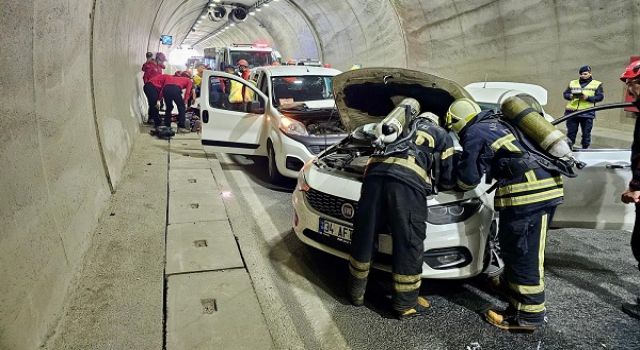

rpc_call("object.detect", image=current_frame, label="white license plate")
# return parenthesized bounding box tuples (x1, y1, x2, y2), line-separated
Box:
(319, 218, 353, 243)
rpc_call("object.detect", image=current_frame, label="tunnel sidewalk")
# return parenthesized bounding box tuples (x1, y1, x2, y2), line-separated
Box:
(44, 129, 273, 349)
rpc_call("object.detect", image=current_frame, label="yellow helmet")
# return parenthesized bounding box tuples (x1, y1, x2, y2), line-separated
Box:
(418, 112, 440, 126)
(446, 98, 481, 133)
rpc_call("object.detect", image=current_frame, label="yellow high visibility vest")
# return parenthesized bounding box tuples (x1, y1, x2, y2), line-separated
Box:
(229, 80, 255, 103)
(565, 79, 601, 111)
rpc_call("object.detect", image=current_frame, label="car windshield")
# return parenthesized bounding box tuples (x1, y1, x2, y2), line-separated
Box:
(477, 102, 498, 111)
(230, 50, 273, 68)
(271, 76, 334, 107)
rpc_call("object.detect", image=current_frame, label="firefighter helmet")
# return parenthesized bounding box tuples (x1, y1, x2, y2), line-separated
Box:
(620, 60, 640, 82)
(446, 98, 481, 133)
(237, 59, 249, 67)
(418, 112, 440, 126)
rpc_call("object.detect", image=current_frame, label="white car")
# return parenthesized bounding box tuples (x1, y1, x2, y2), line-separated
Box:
(466, 82, 634, 230)
(200, 66, 347, 182)
(292, 68, 502, 279)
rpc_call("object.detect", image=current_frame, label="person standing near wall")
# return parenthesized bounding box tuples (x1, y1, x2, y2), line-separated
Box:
(562, 65, 604, 149)
(619, 60, 640, 319)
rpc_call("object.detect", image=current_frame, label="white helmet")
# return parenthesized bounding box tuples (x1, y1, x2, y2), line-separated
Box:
(446, 98, 481, 133)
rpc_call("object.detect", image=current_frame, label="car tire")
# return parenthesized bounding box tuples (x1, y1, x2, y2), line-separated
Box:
(482, 219, 504, 278)
(267, 141, 285, 184)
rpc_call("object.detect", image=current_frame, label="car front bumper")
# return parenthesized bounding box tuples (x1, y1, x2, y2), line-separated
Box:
(291, 169, 495, 279)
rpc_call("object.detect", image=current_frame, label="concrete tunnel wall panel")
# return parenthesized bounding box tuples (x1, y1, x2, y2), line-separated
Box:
(0, 1, 111, 349)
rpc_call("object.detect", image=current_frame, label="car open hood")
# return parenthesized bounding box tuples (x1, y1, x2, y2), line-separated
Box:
(333, 68, 474, 131)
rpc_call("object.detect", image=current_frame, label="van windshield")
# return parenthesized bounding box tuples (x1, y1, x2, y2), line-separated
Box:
(271, 76, 334, 107)
(230, 50, 273, 68)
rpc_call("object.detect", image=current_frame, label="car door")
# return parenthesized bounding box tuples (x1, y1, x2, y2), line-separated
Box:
(200, 71, 269, 156)
(552, 148, 633, 230)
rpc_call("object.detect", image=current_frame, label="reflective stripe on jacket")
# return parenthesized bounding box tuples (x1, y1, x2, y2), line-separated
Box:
(365, 119, 455, 195)
(455, 112, 564, 211)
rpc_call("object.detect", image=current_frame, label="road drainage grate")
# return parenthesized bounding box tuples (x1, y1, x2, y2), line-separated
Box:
(201, 298, 217, 314)
(194, 240, 208, 247)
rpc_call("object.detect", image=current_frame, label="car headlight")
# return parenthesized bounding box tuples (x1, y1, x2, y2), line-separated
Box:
(427, 198, 482, 225)
(279, 116, 308, 136)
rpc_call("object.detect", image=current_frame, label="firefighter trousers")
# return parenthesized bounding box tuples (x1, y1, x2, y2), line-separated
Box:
(498, 206, 556, 323)
(348, 176, 427, 312)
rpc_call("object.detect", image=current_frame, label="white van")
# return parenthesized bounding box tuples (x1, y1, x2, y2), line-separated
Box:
(200, 65, 346, 182)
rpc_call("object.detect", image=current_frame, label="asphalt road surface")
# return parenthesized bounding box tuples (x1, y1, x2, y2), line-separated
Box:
(215, 153, 640, 350)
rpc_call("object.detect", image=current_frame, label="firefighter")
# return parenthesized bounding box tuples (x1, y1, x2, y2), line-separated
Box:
(228, 59, 255, 110)
(347, 101, 455, 320)
(448, 98, 564, 332)
(619, 60, 640, 319)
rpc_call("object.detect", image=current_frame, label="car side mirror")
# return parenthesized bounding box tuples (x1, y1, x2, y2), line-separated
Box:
(248, 101, 265, 114)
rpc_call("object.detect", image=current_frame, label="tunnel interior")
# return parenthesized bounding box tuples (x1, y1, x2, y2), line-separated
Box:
(1, 0, 639, 348)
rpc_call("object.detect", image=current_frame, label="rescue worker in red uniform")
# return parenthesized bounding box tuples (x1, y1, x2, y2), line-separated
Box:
(449, 98, 564, 332)
(619, 60, 640, 319)
(347, 104, 455, 320)
(142, 52, 167, 125)
(160, 72, 193, 132)
(144, 73, 168, 128)
(142, 52, 166, 83)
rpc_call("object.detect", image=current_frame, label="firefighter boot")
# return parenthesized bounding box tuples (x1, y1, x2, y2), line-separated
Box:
(396, 296, 431, 320)
(347, 275, 367, 306)
(484, 308, 542, 333)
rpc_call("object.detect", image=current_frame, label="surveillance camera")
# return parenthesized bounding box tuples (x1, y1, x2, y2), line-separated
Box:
(208, 5, 226, 21)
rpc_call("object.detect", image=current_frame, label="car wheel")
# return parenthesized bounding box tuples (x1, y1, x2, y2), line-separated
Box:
(267, 141, 284, 183)
(482, 219, 504, 278)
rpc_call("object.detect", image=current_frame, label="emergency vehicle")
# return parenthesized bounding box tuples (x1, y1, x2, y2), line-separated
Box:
(212, 43, 279, 71)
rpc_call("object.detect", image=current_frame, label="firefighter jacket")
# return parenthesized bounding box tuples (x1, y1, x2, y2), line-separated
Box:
(563, 78, 604, 117)
(365, 119, 455, 196)
(455, 110, 564, 212)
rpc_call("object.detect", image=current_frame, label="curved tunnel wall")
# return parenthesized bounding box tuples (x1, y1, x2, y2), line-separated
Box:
(0, 0, 638, 348)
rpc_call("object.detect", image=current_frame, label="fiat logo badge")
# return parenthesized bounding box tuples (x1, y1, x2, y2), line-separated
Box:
(341, 203, 355, 219)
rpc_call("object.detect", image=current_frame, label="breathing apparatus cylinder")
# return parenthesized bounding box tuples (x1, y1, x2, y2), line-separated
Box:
(373, 97, 421, 148)
(500, 95, 573, 160)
